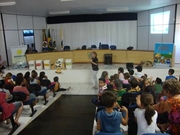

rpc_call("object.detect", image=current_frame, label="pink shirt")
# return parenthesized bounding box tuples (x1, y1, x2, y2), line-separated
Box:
(13, 86, 30, 101)
(123, 80, 129, 84)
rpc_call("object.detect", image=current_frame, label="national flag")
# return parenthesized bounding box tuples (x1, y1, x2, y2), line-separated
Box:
(52, 27, 57, 50)
(47, 28, 53, 51)
(60, 27, 64, 49)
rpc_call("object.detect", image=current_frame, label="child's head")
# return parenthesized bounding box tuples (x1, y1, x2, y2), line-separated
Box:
(17, 73, 23, 78)
(118, 67, 124, 74)
(54, 76, 59, 82)
(155, 77, 162, 84)
(0, 80, 5, 88)
(130, 78, 138, 88)
(101, 91, 117, 108)
(114, 74, 119, 80)
(124, 72, 130, 80)
(5, 72, 12, 79)
(92, 51, 97, 58)
(101, 71, 108, 79)
(110, 75, 114, 82)
(168, 69, 174, 75)
(114, 79, 123, 90)
(99, 77, 106, 88)
(140, 93, 155, 125)
(144, 78, 152, 87)
(135, 65, 143, 72)
(15, 76, 24, 86)
(128, 69, 134, 76)
(31, 72, 37, 79)
(24, 71, 30, 78)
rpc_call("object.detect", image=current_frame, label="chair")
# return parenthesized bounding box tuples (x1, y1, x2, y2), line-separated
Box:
(12, 92, 37, 117)
(0, 107, 19, 135)
(142, 133, 170, 135)
(63, 46, 70, 51)
(81, 45, 87, 50)
(127, 46, 133, 50)
(29, 84, 49, 105)
(110, 45, 117, 50)
(123, 84, 131, 91)
(91, 45, 97, 49)
(101, 44, 109, 49)
(95, 132, 124, 135)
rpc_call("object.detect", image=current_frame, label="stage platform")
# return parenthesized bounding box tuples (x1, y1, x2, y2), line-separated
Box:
(4, 64, 180, 82)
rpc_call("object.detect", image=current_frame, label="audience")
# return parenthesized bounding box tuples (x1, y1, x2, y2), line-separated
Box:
(16, 73, 29, 88)
(123, 72, 130, 84)
(101, 71, 110, 84)
(154, 77, 162, 93)
(118, 67, 124, 81)
(53, 76, 71, 92)
(135, 93, 158, 135)
(134, 65, 144, 79)
(96, 91, 128, 133)
(24, 71, 31, 85)
(5, 72, 15, 93)
(128, 78, 141, 92)
(128, 69, 135, 80)
(165, 68, 176, 80)
(0, 80, 12, 102)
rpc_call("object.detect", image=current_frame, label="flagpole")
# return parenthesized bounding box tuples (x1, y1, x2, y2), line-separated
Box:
(60, 27, 64, 51)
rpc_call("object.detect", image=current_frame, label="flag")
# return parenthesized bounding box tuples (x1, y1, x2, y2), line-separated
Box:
(60, 27, 64, 50)
(52, 27, 57, 50)
(48, 28, 53, 51)
(42, 29, 48, 52)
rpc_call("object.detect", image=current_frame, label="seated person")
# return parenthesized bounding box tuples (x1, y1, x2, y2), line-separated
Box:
(128, 78, 141, 93)
(0, 92, 23, 125)
(118, 67, 124, 81)
(96, 91, 128, 133)
(134, 65, 144, 79)
(5, 72, 15, 93)
(165, 69, 176, 80)
(128, 69, 135, 80)
(0, 80, 12, 102)
(123, 72, 130, 84)
(24, 71, 30, 85)
(13, 76, 37, 103)
(16, 73, 29, 88)
(101, 71, 110, 84)
(154, 77, 162, 93)
(38, 71, 55, 87)
(0, 55, 5, 70)
(53, 76, 71, 92)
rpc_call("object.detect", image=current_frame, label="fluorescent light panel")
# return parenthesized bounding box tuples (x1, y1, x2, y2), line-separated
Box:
(107, 7, 129, 12)
(49, 11, 70, 15)
(0, 1, 16, 6)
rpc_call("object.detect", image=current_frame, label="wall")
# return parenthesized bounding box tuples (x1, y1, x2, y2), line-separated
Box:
(47, 21, 137, 50)
(137, 5, 176, 51)
(174, 4, 180, 63)
(2, 14, 46, 65)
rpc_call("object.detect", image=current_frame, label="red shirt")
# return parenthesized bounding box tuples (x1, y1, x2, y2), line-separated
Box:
(13, 86, 30, 102)
(0, 92, 15, 120)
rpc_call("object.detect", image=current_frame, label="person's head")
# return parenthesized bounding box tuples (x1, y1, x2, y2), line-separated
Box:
(140, 93, 155, 125)
(39, 71, 45, 78)
(144, 79, 152, 87)
(110, 75, 114, 82)
(92, 51, 97, 58)
(24, 71, 30, 78)
(118, 67, 124, 74)
(15, 76, 24, 85)
(128, 69, 134, 76)
(101, 71, 108, 79)
(99, 77, 106, 88)
(163, 78, 180, 98)
(155, 77, 162, 84)
(135, 65, 143, 72)
(114, 79, 123, 90)
(5, 72, 12, 79)
(168, 69, 174, 75)
(17, 73, 23, 78)
(31, 71, 37, 79)
(31, 70, 37, 74)
(144, 86, 155, 94)
(0, 80, 5, 88)
(101, 91, 118, 108)
(54, 76, 59, 82)
(114, 74, 119, 80)
(130, 78, 138, 88)
(124, 72, 130, 80)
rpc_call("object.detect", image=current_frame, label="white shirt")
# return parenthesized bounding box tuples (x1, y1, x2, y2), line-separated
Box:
(134, 72, 144, 78)
(134, 108, 158, 135)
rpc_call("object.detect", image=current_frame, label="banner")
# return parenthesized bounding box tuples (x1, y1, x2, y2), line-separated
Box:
(10, 45, 28, 69)
(154, 43, 174, 67)
(60, 27, 64, 50)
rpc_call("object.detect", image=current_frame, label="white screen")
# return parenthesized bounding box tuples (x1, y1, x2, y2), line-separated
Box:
(150, 11, 170, 34)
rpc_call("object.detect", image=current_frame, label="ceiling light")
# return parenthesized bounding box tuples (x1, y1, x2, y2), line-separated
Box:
(0, 1, 16, 6)
(107, 7, 129, 12)
(49, 11, 70, 15)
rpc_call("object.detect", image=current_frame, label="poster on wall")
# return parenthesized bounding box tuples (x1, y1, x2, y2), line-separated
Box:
(10, 45, 28, 69)
(154, 43, 174, 67)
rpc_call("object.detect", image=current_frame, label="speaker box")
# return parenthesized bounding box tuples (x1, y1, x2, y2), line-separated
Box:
(126, 62, 134, 70)
(104, 54, 112, 65)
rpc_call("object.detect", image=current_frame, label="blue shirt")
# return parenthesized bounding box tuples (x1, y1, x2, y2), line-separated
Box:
(97, 109, 121, 133)
(165, 75, 176, 80)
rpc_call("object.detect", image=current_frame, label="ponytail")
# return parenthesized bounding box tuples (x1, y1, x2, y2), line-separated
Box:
(145, 104, 155, 125)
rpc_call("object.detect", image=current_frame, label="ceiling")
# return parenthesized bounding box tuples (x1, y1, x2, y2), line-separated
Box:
(0, 0, 180, 17)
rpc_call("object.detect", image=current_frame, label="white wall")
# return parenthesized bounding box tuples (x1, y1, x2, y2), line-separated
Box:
(2, 14, 46, 65)
(47, 21, 137, 50)
(138, 5, 175, 50)
(174, 4, 180, 63)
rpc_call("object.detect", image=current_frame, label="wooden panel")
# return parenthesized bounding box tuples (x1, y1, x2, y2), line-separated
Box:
(95, 50, 112, 63)
(73, 50, 92, 63)
(111, 50, 127, 63)
(26, 51, 73, 64)
(126, 51, 154, 64)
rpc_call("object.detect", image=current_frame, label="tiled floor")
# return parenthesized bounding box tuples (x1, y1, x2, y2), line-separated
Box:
(0, 83, 98, 135)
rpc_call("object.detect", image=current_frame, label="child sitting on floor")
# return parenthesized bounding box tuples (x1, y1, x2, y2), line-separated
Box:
(101, 71, 110, 84)
(123, 72, 130, 84)
(118, 67, 124, 81)
(53, 76, 71, 92)
(154, 77, 162, 93)
(96, 91, 128, 134)
(165, 69, 176, 80)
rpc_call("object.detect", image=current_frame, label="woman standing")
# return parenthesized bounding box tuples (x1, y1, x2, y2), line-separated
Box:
(90, 51, 99, 90)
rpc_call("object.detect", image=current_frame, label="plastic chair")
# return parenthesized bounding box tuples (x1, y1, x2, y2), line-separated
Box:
(123, 84, 131, 91)
(81, 45, 87, 50)
(0, 106, 19, 135)
(29, 84, 49, 105)
(91, 45, 97, 49)
(142, 133, 170, 135)
(110, 45, 117, 50)
(95, 132, 124, 135)
(63, 46, 70, 51)
(12, 92, 37, 117)
(101, 44, 109, 49)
